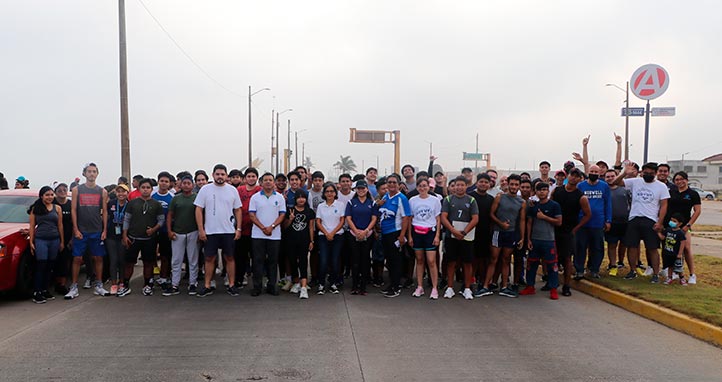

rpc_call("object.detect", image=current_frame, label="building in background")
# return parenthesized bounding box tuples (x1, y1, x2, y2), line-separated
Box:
(668, 153, 722, 195)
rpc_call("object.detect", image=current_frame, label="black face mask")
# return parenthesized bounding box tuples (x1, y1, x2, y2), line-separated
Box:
(588, 174, 599, 182)
(643, 174, 655, 183)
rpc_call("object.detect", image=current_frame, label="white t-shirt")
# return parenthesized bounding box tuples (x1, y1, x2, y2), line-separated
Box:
(623, 177, 670, 222)
(248, 191, 286, 240)
(193, 183, 241, 235)
(409, 195, 441, 228)
(316, 200, 346, 236)
(337, 190, 355, 206)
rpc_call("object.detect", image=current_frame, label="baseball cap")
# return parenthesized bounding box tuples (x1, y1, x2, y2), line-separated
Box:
(16, 176, 26, 182)
(555, 169, 566, 176)
(353, 180, 368, 189)
(115, 184, 130, 192)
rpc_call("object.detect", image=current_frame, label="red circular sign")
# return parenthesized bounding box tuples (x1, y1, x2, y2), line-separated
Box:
(630, 64, 669, 100)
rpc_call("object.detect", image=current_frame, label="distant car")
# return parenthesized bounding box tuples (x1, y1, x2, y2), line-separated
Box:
(0, 189, 36, 296)
(691, 187, 716, 200)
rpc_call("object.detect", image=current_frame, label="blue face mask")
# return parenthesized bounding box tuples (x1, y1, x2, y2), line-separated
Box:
(668, 221, 678, 228)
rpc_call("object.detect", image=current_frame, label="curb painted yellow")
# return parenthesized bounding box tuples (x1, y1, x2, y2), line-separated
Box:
(573, 280, 722, 348)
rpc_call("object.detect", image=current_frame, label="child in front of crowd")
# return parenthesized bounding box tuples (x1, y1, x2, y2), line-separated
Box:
(658, 212, 688, 286)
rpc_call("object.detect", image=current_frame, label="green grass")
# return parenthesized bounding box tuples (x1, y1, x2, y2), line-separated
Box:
(590, 255, 722, 328)
(692, 224, 722, 232)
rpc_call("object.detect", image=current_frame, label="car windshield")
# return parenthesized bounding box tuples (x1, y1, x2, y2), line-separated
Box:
(0, 196, 36, 223)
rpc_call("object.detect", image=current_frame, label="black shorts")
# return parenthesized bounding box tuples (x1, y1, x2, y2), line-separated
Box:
(605, 222, 627, 244)
(624, 217, 659, 248)
(411, 227, 437, 251)
(157, 232, 171, 259)
(444, 238, 473, 264)
(492, 230, 516, 249)
(204, 234, 235, 258)
(126, 237, 158, 263)
(555, 231, 574, 264)
(662, 253, 678, 270)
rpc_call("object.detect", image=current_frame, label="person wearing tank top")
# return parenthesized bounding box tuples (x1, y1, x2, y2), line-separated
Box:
(28, 186, 64, 303)
(551, 168, 591, 296)
(65, 163, 109, 300)
(478, 174, 526, 298)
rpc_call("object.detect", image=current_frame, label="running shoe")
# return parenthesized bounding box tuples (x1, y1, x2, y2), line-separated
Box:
(550, 289, 559, 300)
(317, 285, 325, 295)
(663, 278, 673, 285)
(196, 286, 213, 297)
(498, 287, 517, 298)
(41, 290, 55, 301)
(672, 273, 680, 280)
(463, 288, 474, 300)
(650, 275, 659, 284)
(616, 262, 625, 269)
(83, 278, 92, 289)
(573, 272, 584, 281)
(142, 285, 153, 296)
(635, 267, 646, 277)
(443, 287, 455, 299)
(688, 274, 697, 284)
(429, 288, 439, 300)
(290, 283, 301, 294)
(623, 271, 638, 280)
(643, 267, 654, 277)
(32, 292, 46, 304)
(384, 288, 400, 298)
(477, 287, 493, 297)
(163, 286, 180, 296)
(109, 285, 118, 295)
(412, 286, 424, 297)
(94, 283, 110, 296)
(64, 284, 79, 300)
(489, 283, 499, 291)
(153, 266, 160, 275)
(299, 287, 309, 299)
(223, 275, 230, 287)
(609, 267, 618, 277)
(330, 284, 340, 294)
(519, 286, 536, 295)
(561, 285, 572, 296)
(117, 286, 131, 297)
(680, 278, 688, 286)
(281, 279, 293, 291)
(227, 286, 239, 296)
(590, 272, 601, 279)
(188, 284, 197, 295)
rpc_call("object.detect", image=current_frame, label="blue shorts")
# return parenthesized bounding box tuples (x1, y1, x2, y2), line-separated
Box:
(72, 232, 105, 257)
(491, 230, 516, 249)
(411, 227, 437, 251)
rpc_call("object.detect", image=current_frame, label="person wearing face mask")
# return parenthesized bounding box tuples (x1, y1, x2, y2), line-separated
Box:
(574, 165, 611, 279)
(613, 162, 670, 283)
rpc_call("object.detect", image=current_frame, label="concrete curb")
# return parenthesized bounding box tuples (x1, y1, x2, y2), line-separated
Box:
(573, 279, 722, 348)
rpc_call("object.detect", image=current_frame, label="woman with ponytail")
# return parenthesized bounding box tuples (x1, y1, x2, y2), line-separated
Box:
(28, 186, 64, 303)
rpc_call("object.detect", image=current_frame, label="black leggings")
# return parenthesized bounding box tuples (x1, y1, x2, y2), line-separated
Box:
(382, 231, 402, 290)
(288, 242, 310, 280)
(350, 237, 374, 292)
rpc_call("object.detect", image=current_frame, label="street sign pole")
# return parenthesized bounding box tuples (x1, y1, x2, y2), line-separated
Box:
(625, 81, 630, 160)
(643, 100, 650, 164)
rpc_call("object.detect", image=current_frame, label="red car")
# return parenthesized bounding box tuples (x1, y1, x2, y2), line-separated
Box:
(0, 189, 37, 296)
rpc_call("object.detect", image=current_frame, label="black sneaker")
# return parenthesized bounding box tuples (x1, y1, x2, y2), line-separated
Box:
(188, 285, 197, 296)
(498, 287, 518, 298)
(162, 286, 180, 296)
(32, 292, 46, 304)
(573, 272, 584, 281)
(561, 285, 572, 296)
(616, 262, 625, 269)
(250, 289, 261, 297)
(475, 287, 493, 297)
(384, 289, 400, 298)
(650, 275, 660, 284)
(227, 286, 239, 296)
(623, 271, 638, 280)
(41, 290, 56, 301)
(196, 286, 213, 297)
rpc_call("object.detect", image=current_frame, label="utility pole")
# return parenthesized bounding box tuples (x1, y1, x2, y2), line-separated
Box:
(294, 131, 299, 167)
(474, 133, 479, 171)
(624, 81, 630, 160)
(302, 143, 305, 167)
(247, 86, 252, 167)
(118, 0, 131, 180)
(270, 109, 275, 173)
(275, 112, 280, 174)
(286, 119, 291, 173)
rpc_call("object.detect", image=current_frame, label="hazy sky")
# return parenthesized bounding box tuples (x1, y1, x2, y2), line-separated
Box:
(2, 0, 722, 187)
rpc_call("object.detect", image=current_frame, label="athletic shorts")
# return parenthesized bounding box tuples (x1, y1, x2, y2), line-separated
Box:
(662, 253, 678, 270)
(624, 217, 659, 248)
(72, 232, 105, 257)
(555, 231, 574, 264)
(204, 233, 235, 258)
(125, 237, 158, 263)
(411, 226, 437, 251)
(491, 230, 516, 249)
(605, 222, 627, 244)
(444, 238, 473, 264)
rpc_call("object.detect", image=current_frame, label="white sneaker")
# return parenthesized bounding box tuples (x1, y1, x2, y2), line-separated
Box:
(463, 288, 474, 300)
(223, 275, 229, 287)
(644, 267, 654, 276)
(412, 286, 424, 297)
(282, 280, 293, 291)
(299, 287, 309, 299)
(82, 278, 92, 289)
(659, 268, 668, 278)
(64, 284, 79, 300)
(688, 274, 697, 284)
(94, 283, 109, 296)
(242, 274, 249, 286)
(290, 283, 301, 294)
(444, 287, 455, 299)
(672, 273, 680, 280)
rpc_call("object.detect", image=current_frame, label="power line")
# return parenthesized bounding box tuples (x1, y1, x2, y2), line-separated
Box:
(136, 0, 243, 97)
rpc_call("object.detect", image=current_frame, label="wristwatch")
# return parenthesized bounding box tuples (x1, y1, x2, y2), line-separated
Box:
(236, 228, 242, 232)
(271, 223, 276, 228)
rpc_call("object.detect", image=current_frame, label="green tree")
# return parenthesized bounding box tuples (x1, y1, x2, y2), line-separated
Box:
(333, 155, 357, 173)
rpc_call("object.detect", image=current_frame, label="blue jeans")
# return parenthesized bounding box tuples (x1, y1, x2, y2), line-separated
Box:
(34, 238, 60, 292)
(575, 227, 605, 273)
(526, 239, 559, 289)
(318, 234, 343, 286)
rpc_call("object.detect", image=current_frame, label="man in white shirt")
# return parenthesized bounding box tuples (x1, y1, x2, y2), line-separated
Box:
(194, 164, 242, 297)
(248, 172, 287, 296)
(614, 162, 669, 283)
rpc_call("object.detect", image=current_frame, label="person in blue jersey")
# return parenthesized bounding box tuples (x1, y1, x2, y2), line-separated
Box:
(345, 180, 379, 296)
(152, 171, 175, 291)
(574, 165, 612, 280)
(377, 173, 412, 298)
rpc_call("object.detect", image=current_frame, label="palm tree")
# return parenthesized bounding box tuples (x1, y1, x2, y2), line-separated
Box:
(333, 155, 357, 173)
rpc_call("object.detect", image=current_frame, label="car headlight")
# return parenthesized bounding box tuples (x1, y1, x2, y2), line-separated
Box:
(0, 244, 6, 258)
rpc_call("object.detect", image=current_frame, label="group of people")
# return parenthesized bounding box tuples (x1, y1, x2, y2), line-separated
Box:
(22, 134, 702, 304)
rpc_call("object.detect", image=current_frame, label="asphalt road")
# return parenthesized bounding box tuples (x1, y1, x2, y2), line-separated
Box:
(1, 275, 722, 382)
(697, 200, 722, 226)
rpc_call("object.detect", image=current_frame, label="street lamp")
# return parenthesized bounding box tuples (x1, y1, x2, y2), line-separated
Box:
(276, 108, 292, 173)
(294, 129, 308, 167)
(606, 82, 630, 160)
(248, 86, 270, 168)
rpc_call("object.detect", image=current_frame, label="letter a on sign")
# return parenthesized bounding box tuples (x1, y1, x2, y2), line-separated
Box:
(630, 64, 669, 101)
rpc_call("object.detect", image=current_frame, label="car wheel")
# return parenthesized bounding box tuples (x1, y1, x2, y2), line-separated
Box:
(706, 195, 715, 200)
(14, 250, 34, 298)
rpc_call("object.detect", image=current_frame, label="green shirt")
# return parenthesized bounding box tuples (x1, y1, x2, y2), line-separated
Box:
(169, 192, 198, 234)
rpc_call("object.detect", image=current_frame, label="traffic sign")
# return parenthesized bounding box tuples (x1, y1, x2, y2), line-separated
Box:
(463, 152, 485, 161)
(631, 64, 670, 100)
(621, 107, 645, 117)
(651, 107, 676, 117)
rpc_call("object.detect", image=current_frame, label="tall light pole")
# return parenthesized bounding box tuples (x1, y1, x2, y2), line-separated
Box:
(118, 0, 131, 180)
(247, 86, 270, 168)
(294, 129, 308, 167)
(606, 82, 630, 160)
(275, 109, 292, 174)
